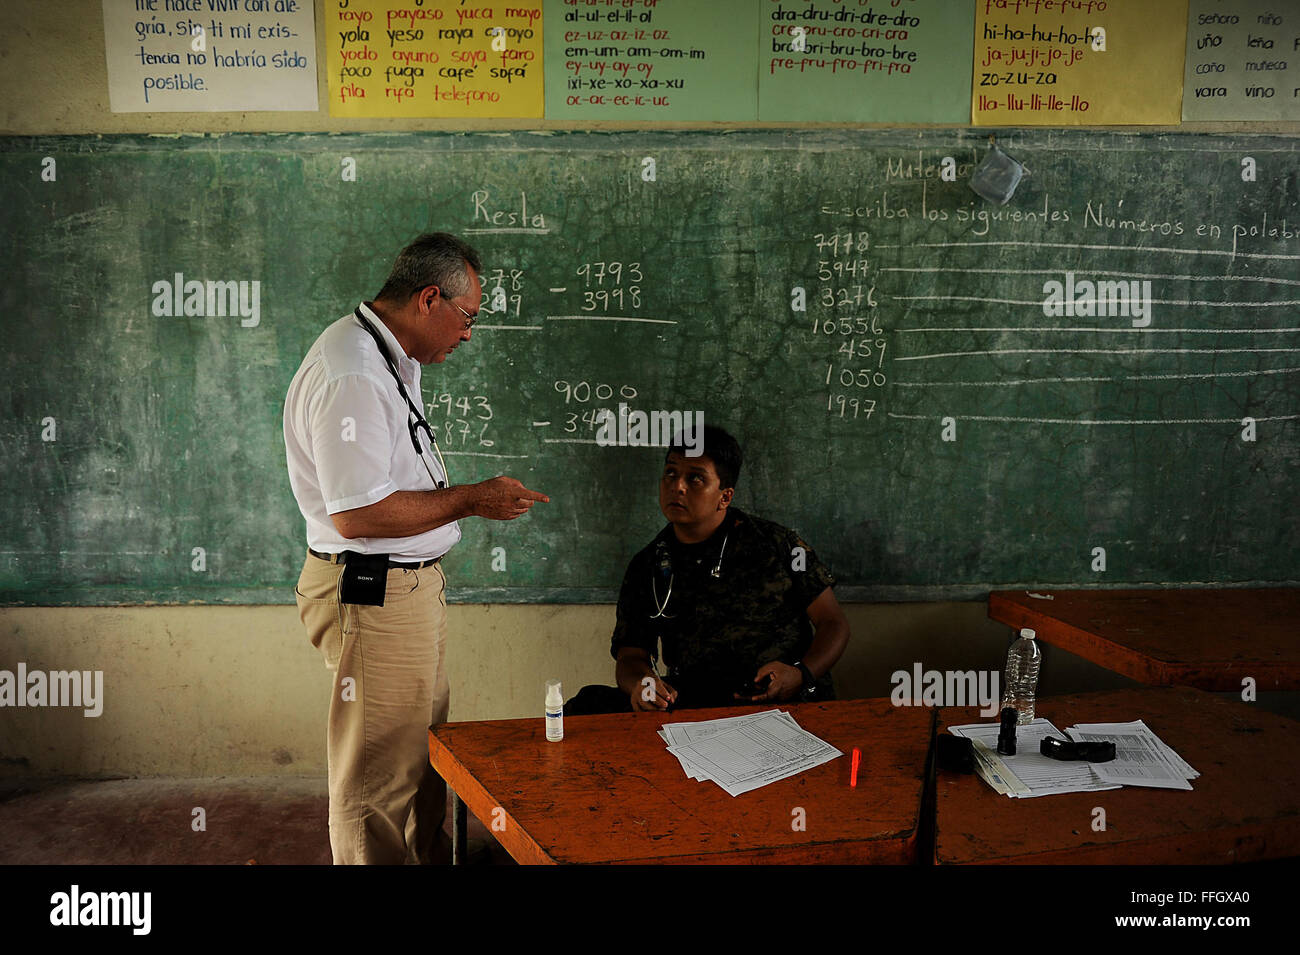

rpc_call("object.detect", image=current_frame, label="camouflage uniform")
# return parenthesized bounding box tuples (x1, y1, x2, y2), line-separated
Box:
(610, 508, 837, 709)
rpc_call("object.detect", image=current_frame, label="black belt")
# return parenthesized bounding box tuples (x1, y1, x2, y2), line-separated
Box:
(309, 548, 441, 570)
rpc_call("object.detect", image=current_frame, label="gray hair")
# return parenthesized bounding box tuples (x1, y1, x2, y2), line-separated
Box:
(375, 232, 482, 303)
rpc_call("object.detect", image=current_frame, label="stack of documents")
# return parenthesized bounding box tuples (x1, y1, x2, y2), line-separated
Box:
(1066, 720, 1199, 790)
(658, 709, 841, 797)
(948, 718, 1198, 798)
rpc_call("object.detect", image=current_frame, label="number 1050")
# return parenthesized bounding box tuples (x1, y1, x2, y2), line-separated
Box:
(826, 365, 886, 388)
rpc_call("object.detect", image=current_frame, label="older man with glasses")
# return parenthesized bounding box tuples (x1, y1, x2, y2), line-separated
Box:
(284, 232, 548, 864)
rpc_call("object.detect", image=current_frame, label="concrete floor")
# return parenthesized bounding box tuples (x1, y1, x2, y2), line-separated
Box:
(0, 776, 514, 865)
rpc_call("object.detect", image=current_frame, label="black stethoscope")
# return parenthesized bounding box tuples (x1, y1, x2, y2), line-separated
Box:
(649, 527, 730, 619)
(354, 305, 449, 490)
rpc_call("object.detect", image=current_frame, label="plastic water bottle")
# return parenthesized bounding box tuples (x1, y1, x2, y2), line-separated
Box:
(545, 680, 564, 742)
(1001, 628, 1041, 725)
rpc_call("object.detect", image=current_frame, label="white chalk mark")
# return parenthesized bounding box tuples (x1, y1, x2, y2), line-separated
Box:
(887, 413, 1300, 425)
(549, 287, 567, 292)
(531, 421, 551, 426)
(0, 551, 159, 556)
(895, 366, 1300, 386)
(893, 295, 1300, 307)
(898, 326, 1300, 334)
(881, 267, 1300, 288)
(475, 324, 542, 331)
(441, 451, 530, 459)
(547, 315, 676, 325)
(877, 240, 1300, 261)
(894, 348, 1300, 361)
(462, 227, 551, 235)
(542, 438, 602, 444)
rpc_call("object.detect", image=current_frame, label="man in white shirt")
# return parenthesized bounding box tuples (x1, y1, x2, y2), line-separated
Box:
(284, 232, 548, 864)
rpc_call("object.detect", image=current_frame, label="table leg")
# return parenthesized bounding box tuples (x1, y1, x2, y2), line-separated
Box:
(451, 789, 468, 866)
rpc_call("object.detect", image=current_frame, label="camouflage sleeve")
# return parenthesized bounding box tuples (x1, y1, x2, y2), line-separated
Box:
(609, 554, 657, 660)
(784, 528, 836, 611)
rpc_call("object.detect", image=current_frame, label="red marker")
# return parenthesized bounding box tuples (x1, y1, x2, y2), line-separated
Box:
(850, 747, 861, 787)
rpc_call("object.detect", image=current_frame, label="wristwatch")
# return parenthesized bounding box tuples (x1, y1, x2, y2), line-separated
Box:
(793, 660, 817, 698)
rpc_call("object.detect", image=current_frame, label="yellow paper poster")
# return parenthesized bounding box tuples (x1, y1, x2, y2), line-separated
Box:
(326, 0, 544, 117)
(972, 0, 1189, 125)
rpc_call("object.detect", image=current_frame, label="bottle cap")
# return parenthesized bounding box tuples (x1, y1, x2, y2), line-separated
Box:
(1020, 628, 1037, 639)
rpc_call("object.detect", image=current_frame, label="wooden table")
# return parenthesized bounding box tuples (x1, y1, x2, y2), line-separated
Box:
(934, 686, 1300, 864)
(428, 699, 934, 865)
(988, 588, 1300, 690)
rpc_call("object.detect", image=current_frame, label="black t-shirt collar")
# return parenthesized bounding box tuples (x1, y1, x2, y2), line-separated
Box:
(655, 508, 740, 571)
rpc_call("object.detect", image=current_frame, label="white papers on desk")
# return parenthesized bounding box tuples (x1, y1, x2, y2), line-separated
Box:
(1067, 720, 1198, 791)
(948, 718, 1197, 797)
(657, 709, 842, 797)
(949, 720, 1121, 798)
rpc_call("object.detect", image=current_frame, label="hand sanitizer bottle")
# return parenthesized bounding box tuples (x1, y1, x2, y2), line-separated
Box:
(545, 680, 564, 742)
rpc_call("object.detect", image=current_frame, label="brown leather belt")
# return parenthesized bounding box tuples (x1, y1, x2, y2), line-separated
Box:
(309, 548, 441, 570)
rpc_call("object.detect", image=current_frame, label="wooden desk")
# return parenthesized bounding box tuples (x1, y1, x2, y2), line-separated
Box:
(988, 588, 1300, 691)
(428, 699, 933, 865)
(934, 686, 1300, 864)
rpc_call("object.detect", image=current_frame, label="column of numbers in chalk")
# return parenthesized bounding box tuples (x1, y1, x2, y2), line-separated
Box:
(810, 230, 884, 422)
(553, 380, 640, 437)
(480, 267, 525, 320)
(424, 267, 522, 455)
(575, 260, 644, 315)
(426, 392, 495, 451)
(552, 260, 645, 440)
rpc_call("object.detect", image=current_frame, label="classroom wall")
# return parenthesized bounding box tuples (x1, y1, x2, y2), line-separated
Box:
(3, 0, 1296, 136)
(0, 0, 1293, 777)
(2, 600, 1137, 776)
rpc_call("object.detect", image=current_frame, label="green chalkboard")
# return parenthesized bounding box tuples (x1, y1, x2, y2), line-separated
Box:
(1, 130, 1297, 605)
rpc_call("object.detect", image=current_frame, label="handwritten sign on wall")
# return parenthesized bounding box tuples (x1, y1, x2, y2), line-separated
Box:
(326, 0, 544, 117)
(972, 0, 1189, 126)
(543, 0, 757, 120)
(102, 0, 318, 112)
(759, 0, 975, 122)
(1183, 0, 1299, 121)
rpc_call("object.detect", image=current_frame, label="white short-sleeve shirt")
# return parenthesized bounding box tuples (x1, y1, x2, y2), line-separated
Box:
(283, 302, 461, 562)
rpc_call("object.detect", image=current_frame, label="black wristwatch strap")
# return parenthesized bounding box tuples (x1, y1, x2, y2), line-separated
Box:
(793, 661, 816, 693)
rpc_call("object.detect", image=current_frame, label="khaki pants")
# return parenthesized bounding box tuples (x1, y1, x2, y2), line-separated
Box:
(295, 551, 450, 865)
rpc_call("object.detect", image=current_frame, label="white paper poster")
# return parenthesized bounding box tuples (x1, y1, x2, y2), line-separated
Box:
(102, 0, 318, 112)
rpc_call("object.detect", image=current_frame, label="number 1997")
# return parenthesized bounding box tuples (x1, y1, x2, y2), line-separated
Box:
(827, 395, 876, 420)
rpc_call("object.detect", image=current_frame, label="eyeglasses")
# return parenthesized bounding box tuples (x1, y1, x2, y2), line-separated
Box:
(447, 298, 478, 331)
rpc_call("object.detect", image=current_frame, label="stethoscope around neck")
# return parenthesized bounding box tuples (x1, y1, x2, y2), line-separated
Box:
(354, 305, 450, 489)
(649, 526, 730, 619)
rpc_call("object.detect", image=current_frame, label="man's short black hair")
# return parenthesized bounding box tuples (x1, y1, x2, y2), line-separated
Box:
(375, 232, 482, 304)
(668, 425, 742, 490)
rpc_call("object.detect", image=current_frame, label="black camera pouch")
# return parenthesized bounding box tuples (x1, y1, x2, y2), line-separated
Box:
(937, 733, 976, 774)
(339, 552, 389, 606)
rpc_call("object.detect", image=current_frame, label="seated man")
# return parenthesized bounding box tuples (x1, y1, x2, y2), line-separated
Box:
(567, 426, 850, 714)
